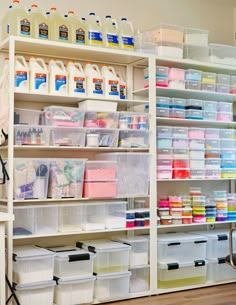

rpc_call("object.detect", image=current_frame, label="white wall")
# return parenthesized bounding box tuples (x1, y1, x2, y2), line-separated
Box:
(0, 0, 235, 45)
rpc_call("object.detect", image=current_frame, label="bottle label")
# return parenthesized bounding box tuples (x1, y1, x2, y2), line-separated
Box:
(15, 70, 28, 88)
(76, 28, 85, 44)
(39, 22, 48, 39)
(34, 73, 47, 90)
(120, 84, 126, 99)
(108, 80, 119, 96)
(59, 25, 68, 41)
(106, 33, 119, 47)
(20, 18, 31, 36)
(55, 74, 67, 91)
(121, 35, 134, 49)
(93, 78, 103, 94)
(74, 76, 86, 93)
(88, 31, 102, 44)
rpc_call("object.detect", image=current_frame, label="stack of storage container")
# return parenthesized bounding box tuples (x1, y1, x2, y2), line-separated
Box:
(213, 191, 228, 221)
(227, 194, 236, 220)
(13, 245, 55, 305)
(157, 232, 208, 289)
(77, 239, 131, 302)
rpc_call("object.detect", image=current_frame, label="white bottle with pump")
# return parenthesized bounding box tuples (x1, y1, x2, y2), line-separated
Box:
(67, 10, 87, 45)
(116, 72, 127, 100)
(84, 62, 104, 97)
(48, 58, 68, 95)
(67, 61, 86, 97)
(101, 65, 120, 100)
(29, 4, 49, 40)
(87, 12, 103, 47)
(3, 0, 32, 38)
(119, 17, 135, 51)
(48, 7, 69, 42)
(29, 56, 48, 94)
(15, 55, 29, 93)
(103, 15, 119, 49)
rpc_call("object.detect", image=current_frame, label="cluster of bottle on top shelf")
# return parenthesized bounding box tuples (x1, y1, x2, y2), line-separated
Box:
(12, 56, 127, 100)
(1, 0, 135, 50)
(157, 126, 236, 180)
(144, 66, 236, 93)
(145, 96, 233, 122)
(157, 187, 236, 226)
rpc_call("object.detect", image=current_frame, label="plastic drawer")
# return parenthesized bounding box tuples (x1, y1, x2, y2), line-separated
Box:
(157, 159, 172, 169)
(205, 128, 220, 139)
(189, 150, 205, 159)
(186, 99, 203, 110)
(172, 169, 190, 179)
(51, 127, 86, 147)
(221, 159, 236, 169)
(190, 159, 205, 169)
(85, 128, 119, 147)
(156, 66, 169, 77)
(203, 101, 217, 112)
(188, 128, 205, 139)
(219, 129, 234, 139)
(205, 139, 220, 149)
(173, 149, 189, 159)
(205, 169, 221, 178)
(105, 201, 127, 229)
(185, 110, 203, 120)
(169, 68, 185, 81)
(205, 159, 221, 169)
(216, 84, 230, 93)
(157, 148, 173, 159)
(217, 74, 231, 85)
(170, 98, 186, 109)
(129, 266, 150, 293)
(119, 112, 148, 130)
(173, 159, 189, 169)
(156, 96, 170, 108)
(169, 80, 185, 89)
(203, 111, 217, 121)
(156, 77, 168, 87)
(201, 83, 216, 92)
(157, 107, 169, 118)
(43, 106, 84, 127)
(14, 158, 50, 200)
(185, 69, 202, 81)
(169, 109, 185, 118)
(189, 139, 205, 149)
(119, 130, 149, 148)
(221, 149, 235, 159)
(185, 80, 201, 90)
(84, 111, 119, 128)
(157, 138, 172, 149)
(220, 139, 235, 149)
(14, 125, 50, 146)
(217, 112, 233, 122)
(157, 126, 172, 138)
(202, 72, 217, 84)
(173, 139, 188, 149)
(14, 108, 43, 125)
(221, 169, 236, 178)
(218, 102, 232, 113)
(157, 169, 172, 179)
(205, 150, 220, 159)
(172, 127, 188, 138)
(184, 28, 208, 46)
(190, 170, 205, 179)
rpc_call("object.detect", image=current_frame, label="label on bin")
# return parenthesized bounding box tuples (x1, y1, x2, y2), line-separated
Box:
(121, 35, 134, 49)
(106, 33, 119, 47)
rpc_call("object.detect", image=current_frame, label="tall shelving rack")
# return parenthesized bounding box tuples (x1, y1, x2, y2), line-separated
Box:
(1, 35, 236, 303)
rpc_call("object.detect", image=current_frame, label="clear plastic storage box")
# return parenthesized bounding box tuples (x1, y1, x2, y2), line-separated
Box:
(85, 128, 119, 147)
(94, 272, 131, 302)
(13, 245, 54, 284)
(13, 205, 59, 236)
(156, 41, 183, 58)
(203, 111, 217, 121)
(119, 112, 148, 130)
(105, 201, 127, 229)
(84, 111, 119, 128)
(157, 126, 172, 138)
(81, 203, 106, 230)
(129, 266, 150, 293)
(185, 70, 202, 82)
(58, 204, 83, 233)
(208, 43, 236, 66)
(156, 96, 170, 108)
(203, 101, 217, 112)
(185, 80, 201, 90)
(119, 130, 149, 148)
(83, 181, 117, 198)
(207, 258, 236, 282)
(84, 161, 117, 181)
(14, 108, 43, 125)
(150, 24, 184, 43)
(183, 44, 209, 61)
(14, 125, 50, 146)
(157, 107, 169, 117)
(184, 28, 208, 46)
(76, 239, 130, 274)
(50, 127, 86, 147)
(14, 158, 50, 200)
(54, 276, 95, 305)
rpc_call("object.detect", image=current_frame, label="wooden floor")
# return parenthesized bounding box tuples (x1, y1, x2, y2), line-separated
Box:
(106, 283, 236, 305)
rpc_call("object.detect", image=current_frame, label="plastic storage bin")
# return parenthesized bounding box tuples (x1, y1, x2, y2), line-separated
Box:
(189, 139, 205, 149)
(203, 111, 217, 121)
(207, 258, 236, 282)
(220, 139, 235, 149)
(54, 276, 95, 305)
(77, 239, 130, 274)
(43, 106, 84, 127)
(170, 98, 186, 110)
(204, 101, 217, 112)
(97, 153, 150, 197)
(105, 201, 127, 229)
(188, 128, 205, 139)
(48, 159, 86, 199)
(157, 126, 172, 138)
(119, 112, 148, 130)
(217, 74, 230, 85)
(205, 159, 221, 169)
(219, 129, 234, 139)
(13, 245, 54, 284)
(85, 128, 119, 147)
(169, 68, 185, 81)
(84, 111, 119, 128)
(201, 83, 216, 92)
(14, 158, 50, 200)
(157, 260, 207, 288)
(218, 102, 232, 113)
(157, 148, 173, 159)
(156, 66, 169, 78)
(78, 100, 118, 112)
(173, 149, 189, 159)
(112, 236, 149, 267)
(13, 205, 58, 236)
(84, 161, 117, 181)
(50, 127, 86, 147)
(205, 139, 220, 149)
(157, 160, 172, 170)
(150, 24, 184, 43)
(156, 41, 183, 58)
(183, 44, 209, 61)
(14, 125, 50, 146)
(172, 127, 188, 138)
(208, 43, 236, 66)
(14, 281, 55, 305)
(157, 107, 169, 117)
(184, 28, 208, 46)
(129, 266, 150, 293)
(185, 70, 202, 82)
(185, 110, 203, 120)
(202, 72, 216, 84)
(58, 204, 83, 232)
(94, 272, 131, 302)
(14, 108, 43, 125)
(216, 84, 230, 93)
(119, 130, 149, 148)
(157, 169, 172, 179)
(185, 80, 201, 91)
(47, 246, 94, 279)
(81, 203, 106, 230)
(156, 96, 170, 108)
(156, 77, 168, 87)
(157, 232, 207, 262)
(83, 181, 117, 198)
(205, 128, 220, 139)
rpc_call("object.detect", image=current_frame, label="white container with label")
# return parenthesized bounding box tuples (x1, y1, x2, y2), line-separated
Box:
(116, 72, 127, 99)
(87, 12, 103, 47)
(119, 17, 135, 51)
(48, 59, 68, 95)
(103, 15, 119, 49)
(29, 4, 49, 40)
(84, 63, 104, 97)
(101, 65, 120, 99)
(67, 61, 86, 97)
(15, 55, 29, 93)
(67, 10, 87, 45)
(48, 7, 70, 42)
(29, 56, 48, 94)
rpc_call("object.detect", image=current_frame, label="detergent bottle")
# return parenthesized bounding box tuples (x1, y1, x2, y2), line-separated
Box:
(119, 17, 135, 51)
(48, 58, 68, 95)
(84, 62, 104, 97)
(15, 55, 29, 93)
(116, 72, 127, 99)
(67, 10, 87, 45)
(101, 65, 120, 99)
(29, 4, 49, 40)
(29, 56, 48, 94)
(48, 7, 69, 42)
(103, 15, 119, 48)
(3, 0, 31, 38)
(67, 60, 86, 97)
(87, 12, 103, 47)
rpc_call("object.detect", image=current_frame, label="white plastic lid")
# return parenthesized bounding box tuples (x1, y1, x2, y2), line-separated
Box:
(190, 230, 229, 240)
(77, 239, 131, 253)
(46, 246, 94, 261)
(56, 275, 96, 285)
(13, 245, 54, 261)
(157, 232, 207, 244)
(96, 271, 131, 280)
(15, 280, 55, 291)
(158, 260, 206, 269)
(112, 236, 148, 245)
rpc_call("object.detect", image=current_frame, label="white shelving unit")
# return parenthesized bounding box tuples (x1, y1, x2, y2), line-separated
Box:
(1, 35, 236, 303)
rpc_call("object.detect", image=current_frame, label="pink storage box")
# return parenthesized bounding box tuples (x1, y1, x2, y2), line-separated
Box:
(168, 68, 185, 81)
(84, 161, 117, 181)
(83, 181, 117, 198)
